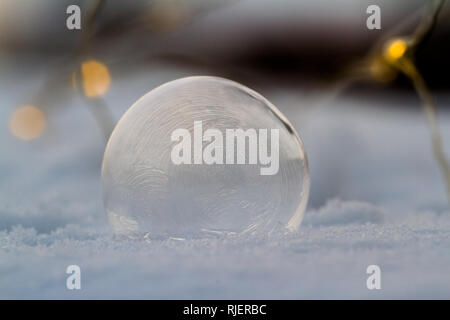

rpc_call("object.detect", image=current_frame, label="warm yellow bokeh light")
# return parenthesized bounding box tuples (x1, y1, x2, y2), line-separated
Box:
(385, 39, 407, 62)
(9, 105, 46, 140)
(75, 60, 111, 98)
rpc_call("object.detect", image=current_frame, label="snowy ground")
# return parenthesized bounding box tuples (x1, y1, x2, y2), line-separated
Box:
(1, 62, 450, 299)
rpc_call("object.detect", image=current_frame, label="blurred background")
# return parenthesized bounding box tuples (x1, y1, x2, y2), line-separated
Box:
(1, 0, 450, 226)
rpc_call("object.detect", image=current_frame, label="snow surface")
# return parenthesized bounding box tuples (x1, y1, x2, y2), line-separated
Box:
(1, 63, 450, 299)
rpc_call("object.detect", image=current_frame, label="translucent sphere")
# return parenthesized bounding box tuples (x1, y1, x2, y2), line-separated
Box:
(102, 76, 309, 238)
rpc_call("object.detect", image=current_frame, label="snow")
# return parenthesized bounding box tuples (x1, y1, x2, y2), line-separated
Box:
(1, 63, 450, 299)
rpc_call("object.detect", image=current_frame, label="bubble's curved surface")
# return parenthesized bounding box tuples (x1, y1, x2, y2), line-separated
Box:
(102, 76, 309, 238)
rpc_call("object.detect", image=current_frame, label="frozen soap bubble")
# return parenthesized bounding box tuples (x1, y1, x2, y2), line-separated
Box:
(101, 76, 309, 238)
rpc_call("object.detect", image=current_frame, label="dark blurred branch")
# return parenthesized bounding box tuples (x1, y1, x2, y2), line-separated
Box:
(77, 0, 115, 141)
(403, 60, 450, 199)
(81, 95, 116, 141)
(410, 0, 445, 49)
(79, 0, 107, 55)
(400, 0, 450, 202)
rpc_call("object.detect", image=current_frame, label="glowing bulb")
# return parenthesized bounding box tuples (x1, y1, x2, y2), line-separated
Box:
(385, 39, 407, 62)
(73, 60, 111, 98)
(9, 105, 46, 140)
(101, 76, 310, 238)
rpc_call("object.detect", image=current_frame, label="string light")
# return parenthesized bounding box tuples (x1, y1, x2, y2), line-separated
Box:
(378, 1, 450, 202)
